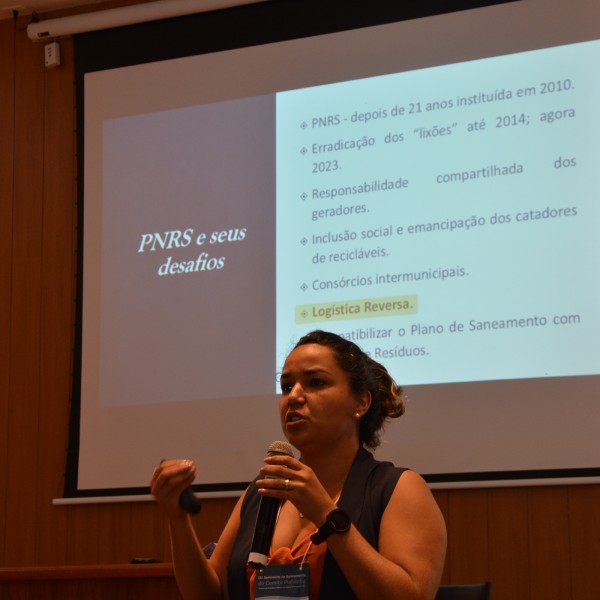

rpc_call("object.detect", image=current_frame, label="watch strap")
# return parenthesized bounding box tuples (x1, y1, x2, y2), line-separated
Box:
(310, 508, 351, 545)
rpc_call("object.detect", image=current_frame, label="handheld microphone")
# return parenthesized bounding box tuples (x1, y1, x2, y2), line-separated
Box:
(247, 441, 295, 569)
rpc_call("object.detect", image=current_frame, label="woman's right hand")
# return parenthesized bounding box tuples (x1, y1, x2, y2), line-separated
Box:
(150, 459, 197, 520)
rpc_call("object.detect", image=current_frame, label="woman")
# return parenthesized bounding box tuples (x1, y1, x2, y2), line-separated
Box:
(151, 330, 446, 600)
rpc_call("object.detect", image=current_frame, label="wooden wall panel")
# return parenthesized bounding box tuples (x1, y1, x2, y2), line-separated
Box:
(98, 504, 133, 564)
(5, 20, 46, 567)
(488, 488, 530, 600)
(568, 485, 600, 598)
(194, 497, 239, 548)
(432, 489, 451, 583)
(129, 502, 170, 562)
(65, 504, 100, 565)
(0, 6, 599, 600)
(528, 486, 571, 599)
(447, 489, 489, 584)
(0, 17, 15, 570)
(35, 34, 76, 566)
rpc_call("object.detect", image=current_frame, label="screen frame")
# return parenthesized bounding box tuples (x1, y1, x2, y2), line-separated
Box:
(67, 0, 600, 501)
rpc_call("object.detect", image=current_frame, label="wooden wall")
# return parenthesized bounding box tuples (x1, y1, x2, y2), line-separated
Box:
(0, 7, 599, 600)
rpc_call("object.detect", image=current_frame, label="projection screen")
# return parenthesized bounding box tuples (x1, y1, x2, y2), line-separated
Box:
(65, 0, 600, 501)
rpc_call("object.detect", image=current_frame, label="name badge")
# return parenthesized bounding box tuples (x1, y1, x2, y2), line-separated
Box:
(255, 563, 310, 600)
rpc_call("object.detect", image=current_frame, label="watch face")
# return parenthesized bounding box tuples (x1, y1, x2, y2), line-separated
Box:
(329, 509, 351, 532)
(311, 508, 351, 544)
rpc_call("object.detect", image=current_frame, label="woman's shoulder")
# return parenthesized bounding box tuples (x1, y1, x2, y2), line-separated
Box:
(359, 448, 409, 491)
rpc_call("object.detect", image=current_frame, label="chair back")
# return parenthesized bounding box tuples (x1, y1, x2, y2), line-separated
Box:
(434, 582, 491, 600)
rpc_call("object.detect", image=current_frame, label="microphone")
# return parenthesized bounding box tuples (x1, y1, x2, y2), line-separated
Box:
(247, 441, 295, 569)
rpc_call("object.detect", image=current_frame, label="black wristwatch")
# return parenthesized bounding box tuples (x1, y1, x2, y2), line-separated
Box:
(311, 508, 351, 544)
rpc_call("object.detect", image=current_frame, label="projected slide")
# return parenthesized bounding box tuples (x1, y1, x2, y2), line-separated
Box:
(276, 39, 600, 385)
(97, 95, 277, 408)
(76, 0, 600, 494)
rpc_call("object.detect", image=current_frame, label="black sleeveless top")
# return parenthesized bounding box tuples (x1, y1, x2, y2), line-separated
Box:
(227, 447, 407, 599)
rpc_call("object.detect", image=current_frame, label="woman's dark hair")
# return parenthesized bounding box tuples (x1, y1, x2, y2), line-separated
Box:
(294, 330, 404, 449)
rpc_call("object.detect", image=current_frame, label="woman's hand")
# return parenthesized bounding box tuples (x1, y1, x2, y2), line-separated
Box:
(256, 455, 337, 525)
(150, 459, 197, 521)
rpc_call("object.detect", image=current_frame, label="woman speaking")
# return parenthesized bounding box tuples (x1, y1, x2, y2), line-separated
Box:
(151, 330, 446, 600)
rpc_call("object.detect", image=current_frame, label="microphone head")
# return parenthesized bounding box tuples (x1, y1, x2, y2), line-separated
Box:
(267, 440, 294, 458)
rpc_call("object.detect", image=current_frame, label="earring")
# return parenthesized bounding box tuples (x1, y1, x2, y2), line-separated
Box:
(355, 412, 361, 418)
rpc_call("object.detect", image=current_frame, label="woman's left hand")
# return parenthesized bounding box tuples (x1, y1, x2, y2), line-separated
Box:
(256, 455, 337, 525)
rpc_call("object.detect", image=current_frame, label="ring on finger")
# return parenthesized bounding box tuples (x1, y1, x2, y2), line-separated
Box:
(284, 479, 290, 491)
